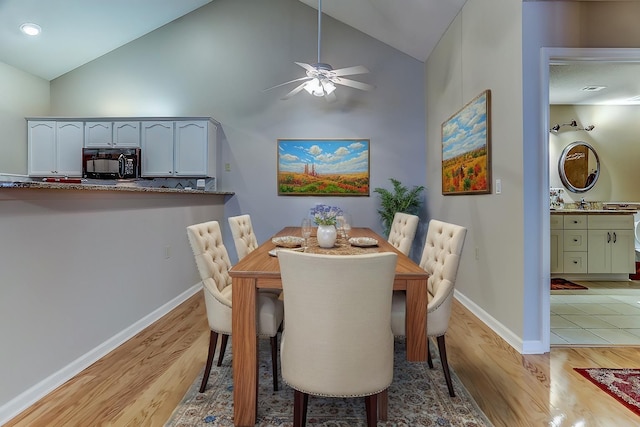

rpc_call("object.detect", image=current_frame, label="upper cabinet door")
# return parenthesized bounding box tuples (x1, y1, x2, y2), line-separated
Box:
(174, 121, 208, 176)
(28, 121, 57, 176)
(56, 122, 84, 176)
(141, 121, 174, 177)
(85, 122, 113, 147)
(113, 121, 140, 147)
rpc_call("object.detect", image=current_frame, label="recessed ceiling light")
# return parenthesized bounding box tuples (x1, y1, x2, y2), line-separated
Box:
(581, 86, 606, 92)
(20, 23, 41, 36)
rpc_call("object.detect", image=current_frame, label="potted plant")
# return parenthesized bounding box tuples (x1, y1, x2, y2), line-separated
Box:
(373, 178, 425, 236)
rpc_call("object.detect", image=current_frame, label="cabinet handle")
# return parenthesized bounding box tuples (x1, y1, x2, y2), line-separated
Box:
(573, 260, 578, 264)
(607, 232, 611, 243)
(573, 220, 578, 224)
(613, 232, 617, 243)
(573, 239, 578, 242)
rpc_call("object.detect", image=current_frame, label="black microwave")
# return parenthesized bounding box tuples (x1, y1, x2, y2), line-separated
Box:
(82, 148, 140, 179)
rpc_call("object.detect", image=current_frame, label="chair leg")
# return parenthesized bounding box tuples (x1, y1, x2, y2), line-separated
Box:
(199, 330, 219, 393)
(270, 335, 279, 391)
(293, 390, 309, 427)
(427, 338, 434, 369)
(365, 393, 379, 427)
(378, 388, 388, 421)
(436, 335, 455, 397)
(217, 334, 229, 366)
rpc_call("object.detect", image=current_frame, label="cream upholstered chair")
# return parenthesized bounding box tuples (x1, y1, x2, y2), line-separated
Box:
(228, 214, 258, 261)
(387, 212, 419, 256)
(278, 251, 398, 427)
(390, 219, 466, 397)
(186, 220, 284, 392)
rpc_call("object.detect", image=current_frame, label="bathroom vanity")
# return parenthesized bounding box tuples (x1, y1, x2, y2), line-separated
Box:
(551, 211, 635, 279)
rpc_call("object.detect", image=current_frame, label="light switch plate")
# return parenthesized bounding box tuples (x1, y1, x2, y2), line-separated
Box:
(496, 178, 502, 194)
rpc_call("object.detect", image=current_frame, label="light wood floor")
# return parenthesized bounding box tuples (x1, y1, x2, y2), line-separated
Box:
(6, 291, 640, 426)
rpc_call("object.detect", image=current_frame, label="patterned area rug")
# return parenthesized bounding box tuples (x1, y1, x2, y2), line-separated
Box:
(551, 278, 588, 290)
(575, 368, 640, 417)
(165, 338, 493, 426)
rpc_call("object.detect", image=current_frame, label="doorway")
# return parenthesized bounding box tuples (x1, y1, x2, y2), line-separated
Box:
(543, 48, 640, 347)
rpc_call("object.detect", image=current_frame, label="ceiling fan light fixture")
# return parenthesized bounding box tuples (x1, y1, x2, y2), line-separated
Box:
(322, 80, 336, 95)
(304, 78, 324, 96)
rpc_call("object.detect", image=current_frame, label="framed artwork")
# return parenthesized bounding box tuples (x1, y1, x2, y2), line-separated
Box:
(441, 90, 492, 195)
(277, 139, 370, 196)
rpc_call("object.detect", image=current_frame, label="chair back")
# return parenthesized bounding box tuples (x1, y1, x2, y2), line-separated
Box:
(228, 214, 259, 260)
(186, 221, 233, 307)
(387, 212, 419, 256)
(278, 251, 398, 397)
(420, 219, 467, 336)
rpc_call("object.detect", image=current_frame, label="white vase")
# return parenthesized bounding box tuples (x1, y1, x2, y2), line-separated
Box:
(316, 224, 337, 248)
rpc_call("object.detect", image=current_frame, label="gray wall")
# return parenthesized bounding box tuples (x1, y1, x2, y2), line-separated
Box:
(49, 0, 427, 260)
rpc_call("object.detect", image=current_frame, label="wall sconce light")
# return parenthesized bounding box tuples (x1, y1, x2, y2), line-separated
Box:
(550, 119, 594, 133)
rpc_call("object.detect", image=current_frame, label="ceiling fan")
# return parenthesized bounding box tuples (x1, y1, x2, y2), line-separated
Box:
(264, 0, 374, 101)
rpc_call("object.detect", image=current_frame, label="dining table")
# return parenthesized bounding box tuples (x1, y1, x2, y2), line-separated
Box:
(228, 226, 429, 427)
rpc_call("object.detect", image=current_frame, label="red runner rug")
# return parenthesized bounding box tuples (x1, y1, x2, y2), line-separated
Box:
(575, 368, 640, 417)
(551, 278, 588, 290)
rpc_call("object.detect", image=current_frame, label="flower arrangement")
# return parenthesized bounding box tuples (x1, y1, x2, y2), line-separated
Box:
(310, 204, 343, 226)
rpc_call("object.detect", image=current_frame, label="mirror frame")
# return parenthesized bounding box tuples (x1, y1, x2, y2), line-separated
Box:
(558, 141, 600, 193)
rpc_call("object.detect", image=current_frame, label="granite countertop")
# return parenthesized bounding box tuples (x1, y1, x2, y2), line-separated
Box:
(550, 209, 637, 215)
(0, 180, 233, 195)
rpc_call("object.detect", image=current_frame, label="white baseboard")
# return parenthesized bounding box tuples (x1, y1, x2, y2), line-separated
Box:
(0, 284, 202, 426)
(454, 290, 546, 355)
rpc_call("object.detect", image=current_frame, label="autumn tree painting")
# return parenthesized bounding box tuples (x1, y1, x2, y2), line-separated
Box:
(441, 90, 492, 195)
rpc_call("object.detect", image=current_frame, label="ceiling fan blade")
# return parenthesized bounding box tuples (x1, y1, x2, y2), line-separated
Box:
(331, 65, 369, 77)
(263, 76, 312, 92)
(333, 77, 375, 91)
(295, 62, 316, 73)
(281, 81, 309, 100)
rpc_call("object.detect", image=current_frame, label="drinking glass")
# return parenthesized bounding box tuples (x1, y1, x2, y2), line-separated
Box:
(340, 213, 352, 240)
(301, 218, 312, 250)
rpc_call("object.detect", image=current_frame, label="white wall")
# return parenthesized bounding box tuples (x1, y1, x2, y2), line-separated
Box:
(48, 0, 427, 260)
(426, 0, 527, 347)
(0, 189, 225, 420)
(0, 62, 49, 174)
(550, 104, 640, 204)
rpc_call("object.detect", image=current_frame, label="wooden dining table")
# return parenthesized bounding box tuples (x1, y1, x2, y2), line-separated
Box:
(228, 226, 429, 427)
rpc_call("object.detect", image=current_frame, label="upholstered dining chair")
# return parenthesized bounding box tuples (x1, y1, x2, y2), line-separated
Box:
(387, 212, 420, 256)
(228, 214, 259, 261)
(390, 219, 467, 397)
(186, 220, 284, 393)
(277, 251, 398, 427)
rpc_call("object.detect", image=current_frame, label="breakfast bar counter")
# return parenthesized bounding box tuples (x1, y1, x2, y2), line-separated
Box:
(0, 180, 233, 195)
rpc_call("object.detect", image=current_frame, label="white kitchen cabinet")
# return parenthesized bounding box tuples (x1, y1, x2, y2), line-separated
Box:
(141, 119, 217, 178)
(141, 121, 174, 176)
(587, 215, 635, 274)
(85, 121, 140, 147)
(28, 121, 83, 177)
(84, 122, 113, 147)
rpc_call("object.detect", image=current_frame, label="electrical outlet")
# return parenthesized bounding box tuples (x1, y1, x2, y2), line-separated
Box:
(475, 247, 479, 260)
(225, 163, 231, 172)
(164, 245, 171, 259)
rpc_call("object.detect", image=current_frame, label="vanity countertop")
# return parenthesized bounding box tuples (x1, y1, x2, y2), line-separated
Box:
(550, 209, 637, 215)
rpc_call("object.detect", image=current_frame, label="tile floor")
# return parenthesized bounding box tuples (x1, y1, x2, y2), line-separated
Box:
(551, 280, 640, 346)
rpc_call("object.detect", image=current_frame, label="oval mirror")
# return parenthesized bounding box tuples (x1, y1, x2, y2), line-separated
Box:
(558, 141, 600, 193)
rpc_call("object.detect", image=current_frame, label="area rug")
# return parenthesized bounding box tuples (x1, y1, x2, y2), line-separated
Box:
(551, 278, 588, 290)
(574, 368, 640, 417)
(165, 338, 493, 426)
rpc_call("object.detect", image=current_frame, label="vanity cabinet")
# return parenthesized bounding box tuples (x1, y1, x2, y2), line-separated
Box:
(28, 121, 84, 177)
(141, 119, 217, 177)
(587, 215, 635, 274)
(550, 215, 563, 273)
(85, 121, 140, 148)
(551, 213, 635, 276)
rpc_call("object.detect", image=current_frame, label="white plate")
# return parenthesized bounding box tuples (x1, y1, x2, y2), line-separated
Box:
(348, 237, 378, 247)
(268, 247, 305, 257)
(272, 236, 304, 248)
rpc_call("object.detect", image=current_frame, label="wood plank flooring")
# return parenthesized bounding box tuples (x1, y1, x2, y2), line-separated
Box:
(5, 290, 640, 426)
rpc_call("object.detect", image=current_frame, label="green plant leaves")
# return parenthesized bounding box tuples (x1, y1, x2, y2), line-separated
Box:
(373, 178, 425, 236)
